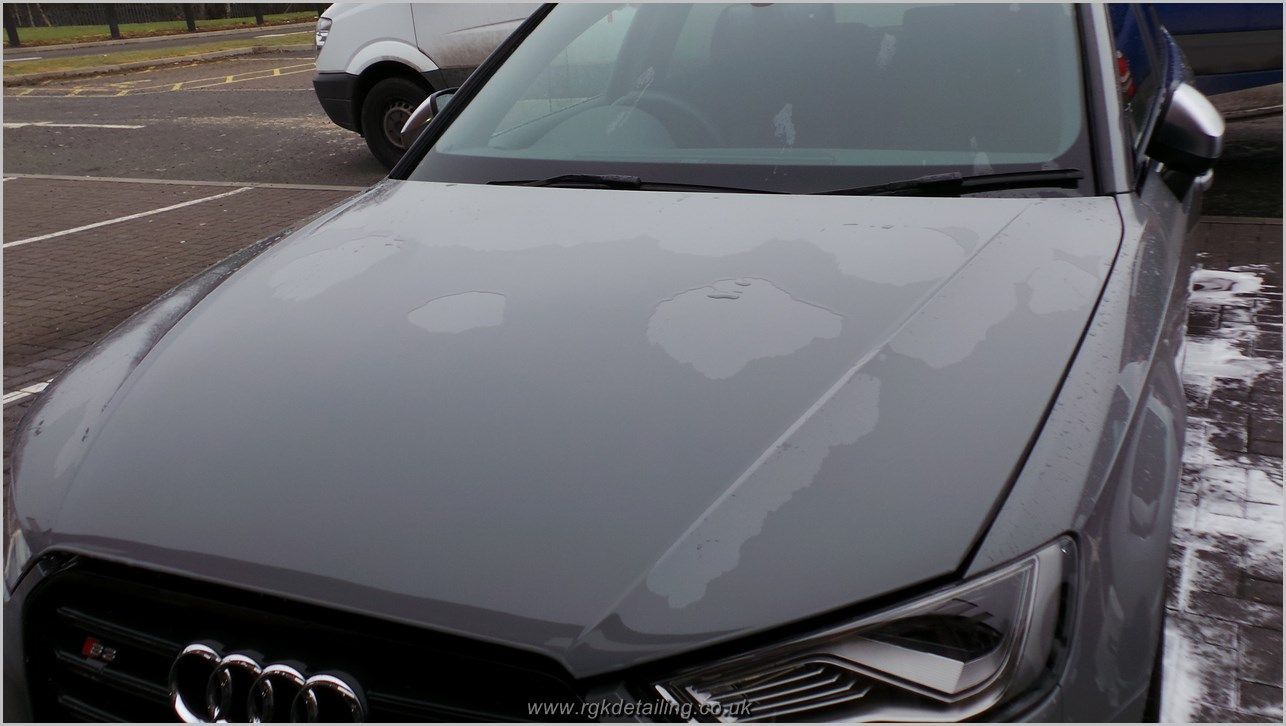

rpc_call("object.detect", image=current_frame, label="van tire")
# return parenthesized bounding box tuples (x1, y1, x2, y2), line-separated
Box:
(361, 77, 429, 169)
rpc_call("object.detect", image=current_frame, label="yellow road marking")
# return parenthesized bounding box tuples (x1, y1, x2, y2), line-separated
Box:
(170, 66, 312, 91)
(5, 62, 315, 98)
(160, 61, 312, 89)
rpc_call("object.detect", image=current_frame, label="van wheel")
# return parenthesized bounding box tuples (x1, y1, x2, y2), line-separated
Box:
(361, 77, 429, 169)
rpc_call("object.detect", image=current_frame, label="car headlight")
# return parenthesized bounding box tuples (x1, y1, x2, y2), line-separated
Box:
(652, 538, 1074, 722)
(315, 17, 332, 49)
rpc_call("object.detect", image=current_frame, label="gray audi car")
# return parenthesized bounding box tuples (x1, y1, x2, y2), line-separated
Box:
(5, 3, 1223, 722)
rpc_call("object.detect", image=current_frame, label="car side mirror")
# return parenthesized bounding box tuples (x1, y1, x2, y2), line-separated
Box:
(400, 88, 458, 139)
(429, 88, 457, 115)
(1146, 82, 1225, 176)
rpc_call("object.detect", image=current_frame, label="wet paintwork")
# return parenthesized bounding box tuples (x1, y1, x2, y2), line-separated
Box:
(646, 278, 842, 380)
(967, 184, 1198, 718)
(10, 180, 1122, 677)
(408, 291, 508, 334)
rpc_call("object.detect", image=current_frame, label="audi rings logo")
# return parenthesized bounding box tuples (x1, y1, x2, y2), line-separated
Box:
(169, 643, 366, 722)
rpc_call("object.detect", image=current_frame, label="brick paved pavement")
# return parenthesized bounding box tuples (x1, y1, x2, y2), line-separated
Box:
(1162, 217, 1283, 722)
(2, 177, 215, 240)
(2, 177, 355, 470)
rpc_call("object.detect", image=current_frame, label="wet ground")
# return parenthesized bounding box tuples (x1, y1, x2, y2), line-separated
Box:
(1161, 226, 1282, 722)
(1206, 113, 1283, 218)
(1205, 84, 1283, 219)
(2, 52, 386, 186)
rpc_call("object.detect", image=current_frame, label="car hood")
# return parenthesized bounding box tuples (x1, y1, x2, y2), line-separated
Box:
(13, 181, 1121, 678)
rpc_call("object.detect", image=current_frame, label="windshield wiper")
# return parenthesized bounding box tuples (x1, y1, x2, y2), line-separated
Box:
(490, 173, 646, 189)
(487, 174, 777, 194)
(815, 168, 1084, 197)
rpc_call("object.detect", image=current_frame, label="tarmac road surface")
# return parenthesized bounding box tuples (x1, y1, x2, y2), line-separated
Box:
(3, 52, 387, 187)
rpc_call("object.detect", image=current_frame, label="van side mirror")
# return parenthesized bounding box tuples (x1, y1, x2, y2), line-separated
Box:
(400, 88, 459, 139)
(1146, 82, 1225, 176)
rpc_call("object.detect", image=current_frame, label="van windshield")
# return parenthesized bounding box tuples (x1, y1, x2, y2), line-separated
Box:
(408, 3, 1092, 195)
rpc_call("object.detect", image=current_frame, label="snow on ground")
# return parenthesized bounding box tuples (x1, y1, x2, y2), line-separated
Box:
(1161, 264, 1283, 722)
(1184, 336, 1273, 400)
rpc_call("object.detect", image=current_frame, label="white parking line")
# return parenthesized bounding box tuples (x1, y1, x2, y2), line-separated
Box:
(3, 381, 50, 406)
(3, 186, 252, 249)
(3, 56, 44, 63)
(3, 122, 147, 129)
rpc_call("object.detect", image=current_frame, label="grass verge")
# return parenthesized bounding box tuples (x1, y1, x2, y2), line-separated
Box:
(3, 12, 316, 47)
(3, 33, 310, 78)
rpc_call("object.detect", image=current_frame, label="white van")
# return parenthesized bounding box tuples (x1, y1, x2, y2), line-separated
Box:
(312, 3, 537, 168)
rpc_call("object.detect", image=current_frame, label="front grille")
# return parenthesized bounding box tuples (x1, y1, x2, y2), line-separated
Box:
(662, 657, 876, 721)
(23, 559, 585, 722)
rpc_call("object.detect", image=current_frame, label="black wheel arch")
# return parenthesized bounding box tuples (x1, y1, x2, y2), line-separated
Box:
(352, 62, 433, 137)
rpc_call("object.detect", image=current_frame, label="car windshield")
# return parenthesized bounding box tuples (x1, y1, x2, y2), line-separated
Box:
(407, 3, 1092, 194)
